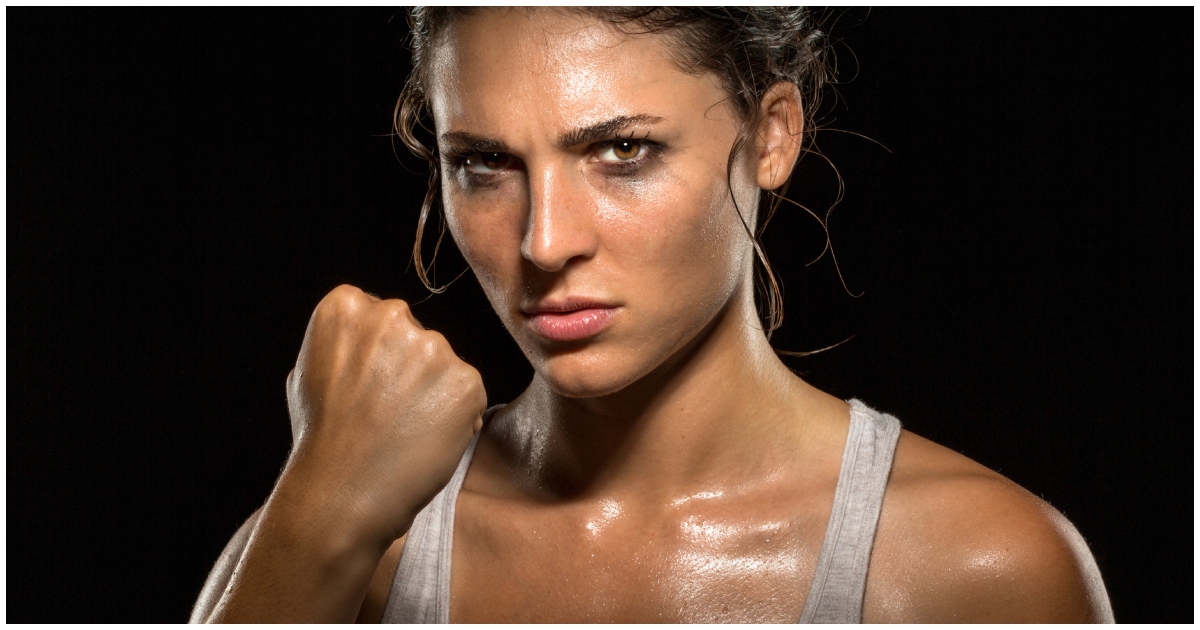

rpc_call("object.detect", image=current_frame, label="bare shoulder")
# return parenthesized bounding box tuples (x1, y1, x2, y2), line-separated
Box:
(863, 429, 1114, 623)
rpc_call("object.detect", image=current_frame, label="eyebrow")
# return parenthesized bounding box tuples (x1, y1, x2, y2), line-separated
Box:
(438, 114, 666, 156)
(556, 114, 665, 148)
(438, 132, 508, 157)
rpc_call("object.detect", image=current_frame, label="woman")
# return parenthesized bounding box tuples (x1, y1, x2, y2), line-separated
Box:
(191, 8, 1112, 623)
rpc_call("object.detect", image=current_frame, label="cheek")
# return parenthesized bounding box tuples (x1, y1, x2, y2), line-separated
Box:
(441, 182, 524, 310)
(441, 158, 751, 319)
(593, 165, 749, 302)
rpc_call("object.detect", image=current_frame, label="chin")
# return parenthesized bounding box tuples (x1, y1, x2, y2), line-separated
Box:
(530, 348, 653, 399)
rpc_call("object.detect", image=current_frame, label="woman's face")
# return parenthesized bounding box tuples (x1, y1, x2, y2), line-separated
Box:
(426, 9, 767, 398)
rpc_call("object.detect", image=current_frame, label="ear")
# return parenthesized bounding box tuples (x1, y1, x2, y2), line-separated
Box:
(753, 82, 804, 191)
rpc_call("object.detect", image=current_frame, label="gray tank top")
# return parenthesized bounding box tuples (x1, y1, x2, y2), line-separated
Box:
(382, 398, 901, 623)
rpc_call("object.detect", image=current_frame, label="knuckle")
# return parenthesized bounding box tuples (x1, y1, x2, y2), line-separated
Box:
(461, 363, 484, 388)
(414, 332, 445, 363)
(423, 329, 451, 352)
(328, 283, 362, 303)
(319, 284, 364, 316)
(389, 298, 413, 315)
(380, 300, 413, 324)
(452, 362, 486, 404)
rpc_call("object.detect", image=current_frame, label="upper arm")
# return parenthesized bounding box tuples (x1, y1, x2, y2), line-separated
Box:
(1026, 503, 1114, 622)
(189, 509, 262, 623)
(930, 495, 1113, 622)
(865, 432, 1114, 623)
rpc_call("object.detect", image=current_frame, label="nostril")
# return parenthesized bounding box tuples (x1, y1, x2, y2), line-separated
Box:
(521, 228, 569, 273)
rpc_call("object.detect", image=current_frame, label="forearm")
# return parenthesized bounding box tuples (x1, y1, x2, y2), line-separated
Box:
(196, 285, 485, 622)
(202, 467, 391, 623)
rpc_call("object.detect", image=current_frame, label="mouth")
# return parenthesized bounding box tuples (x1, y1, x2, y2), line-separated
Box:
(521, 298, 619, 342)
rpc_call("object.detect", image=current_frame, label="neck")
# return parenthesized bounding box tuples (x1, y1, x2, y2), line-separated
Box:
(497, 280, 831, 502)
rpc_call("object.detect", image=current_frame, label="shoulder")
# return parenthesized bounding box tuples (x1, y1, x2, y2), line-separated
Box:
(863, 428, 1114, 623)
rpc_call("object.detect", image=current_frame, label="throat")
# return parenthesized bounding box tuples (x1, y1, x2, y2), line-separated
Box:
(483, 313, 815, 502)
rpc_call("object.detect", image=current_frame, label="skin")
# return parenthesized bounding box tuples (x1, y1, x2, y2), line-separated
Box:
(191, 8, 1114, 623)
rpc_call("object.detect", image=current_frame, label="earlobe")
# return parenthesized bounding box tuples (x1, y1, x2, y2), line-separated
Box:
(755, 82, 804, 191)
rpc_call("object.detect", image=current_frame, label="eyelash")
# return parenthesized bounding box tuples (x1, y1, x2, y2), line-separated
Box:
(444, 134, 662, 185)
(593, 133, 659, 172)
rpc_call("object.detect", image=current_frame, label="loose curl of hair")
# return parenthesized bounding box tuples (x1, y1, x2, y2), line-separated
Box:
(395, 7, 833, 338)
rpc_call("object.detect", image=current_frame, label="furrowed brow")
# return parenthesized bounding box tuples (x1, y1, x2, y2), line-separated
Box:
(557, 114, 666, 149)
(438, 131, 509, 156)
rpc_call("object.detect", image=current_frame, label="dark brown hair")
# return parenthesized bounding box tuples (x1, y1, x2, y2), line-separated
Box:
(395, 7, 832, 336)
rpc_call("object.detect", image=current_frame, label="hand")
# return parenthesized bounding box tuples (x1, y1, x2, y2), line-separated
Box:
(282, 284, 487, 545)
(195, 285, 486, 623)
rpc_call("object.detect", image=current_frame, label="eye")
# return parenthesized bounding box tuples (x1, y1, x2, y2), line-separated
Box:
(464, 152, 515, 174)
(596, 139, 646, 162)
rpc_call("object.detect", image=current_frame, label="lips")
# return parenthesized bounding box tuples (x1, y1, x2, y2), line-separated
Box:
(522, 299, 618, 342)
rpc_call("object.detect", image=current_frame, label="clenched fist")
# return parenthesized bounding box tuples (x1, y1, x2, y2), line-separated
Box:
(282, 284, 487, 545)
(191, 285, 486, 623)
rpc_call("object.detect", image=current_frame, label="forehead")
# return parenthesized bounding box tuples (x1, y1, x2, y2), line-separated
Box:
(425, 9, 727, 139)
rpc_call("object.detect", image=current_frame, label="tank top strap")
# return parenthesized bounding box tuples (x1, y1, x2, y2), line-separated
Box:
(798, 398, 902, 623)
(381, 430, 482, 623)
(381, 402, 900, 623)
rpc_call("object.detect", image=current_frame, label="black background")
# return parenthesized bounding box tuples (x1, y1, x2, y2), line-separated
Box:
(9, 8, 1192, 622)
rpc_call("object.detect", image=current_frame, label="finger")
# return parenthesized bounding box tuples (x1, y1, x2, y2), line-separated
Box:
(396, 302, 425, 330)
(378, 298, 424, 330)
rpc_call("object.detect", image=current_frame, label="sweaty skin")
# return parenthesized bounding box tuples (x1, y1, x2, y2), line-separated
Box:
(192, 8, 1113, 623)
(192, 286, 486, 623)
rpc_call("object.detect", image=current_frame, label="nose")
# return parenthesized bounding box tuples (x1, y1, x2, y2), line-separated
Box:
(520, 163, 598, 272)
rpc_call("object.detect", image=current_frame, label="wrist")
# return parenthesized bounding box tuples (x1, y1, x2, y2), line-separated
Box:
(265, 457, 397, 563)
